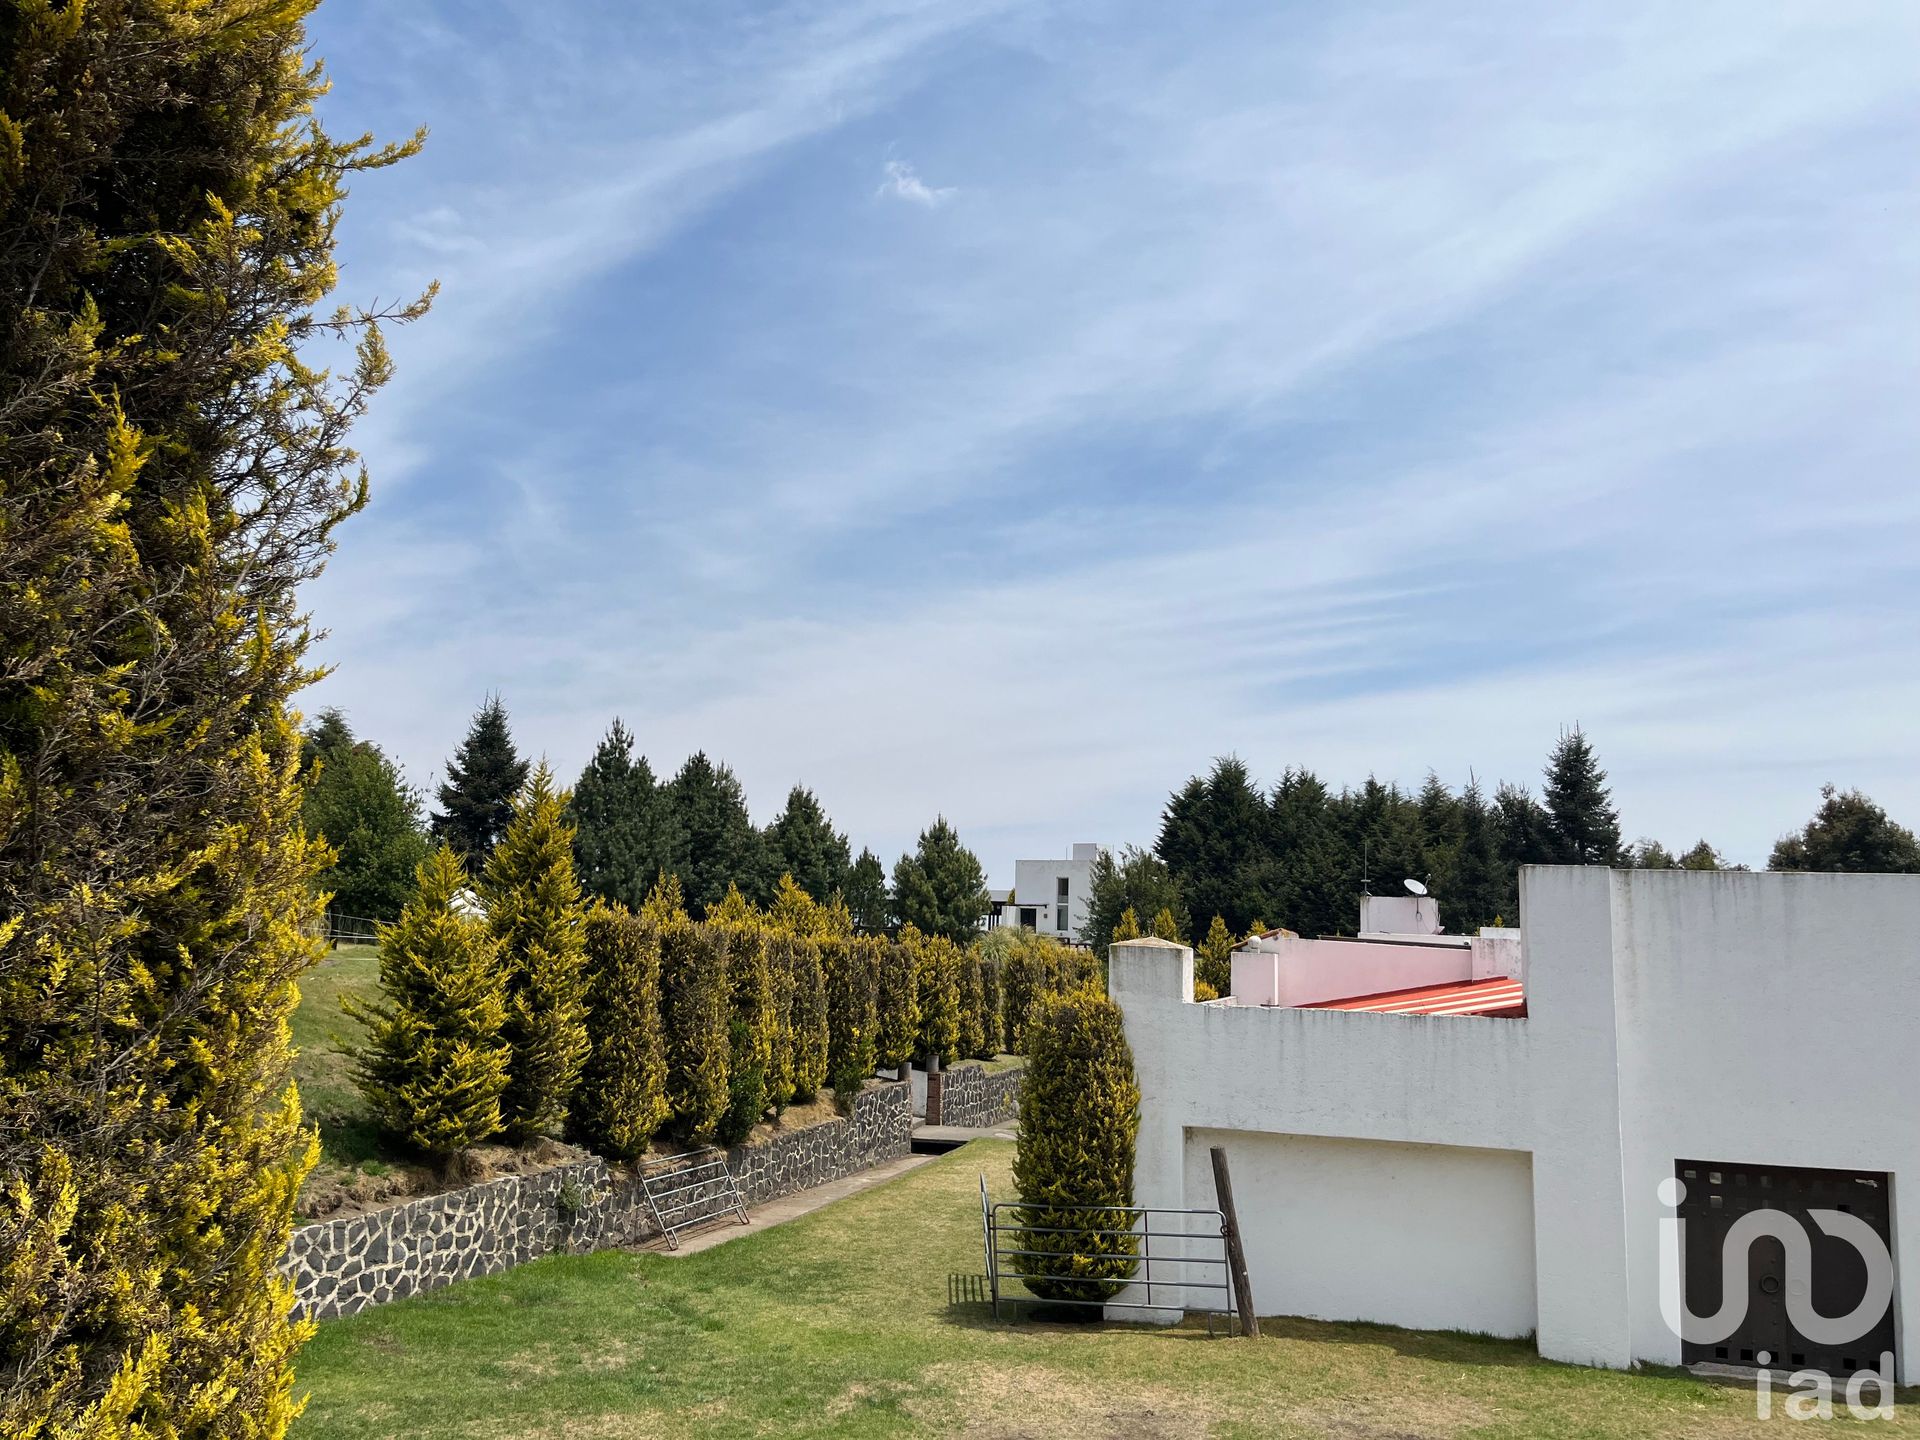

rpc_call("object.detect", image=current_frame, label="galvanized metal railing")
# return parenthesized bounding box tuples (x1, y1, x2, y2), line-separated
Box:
(639, 1151, 749, 1250)
(978, 1177, 1236, 1322)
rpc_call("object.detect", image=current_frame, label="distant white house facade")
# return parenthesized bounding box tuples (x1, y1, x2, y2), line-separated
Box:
(985, 842, 1099, 940)
(1109, 867, 1919, 1381)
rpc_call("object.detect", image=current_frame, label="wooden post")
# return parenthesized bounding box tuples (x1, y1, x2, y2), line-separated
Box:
(1210, 1145, 1260, 1338)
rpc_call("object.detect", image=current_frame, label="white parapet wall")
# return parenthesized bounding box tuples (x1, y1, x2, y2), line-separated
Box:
(1111, 868, 1920, 1378)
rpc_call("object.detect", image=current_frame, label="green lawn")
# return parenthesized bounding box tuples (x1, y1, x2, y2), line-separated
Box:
(291, 944, 433, 1217)
(292, 1140, 1888, 1438)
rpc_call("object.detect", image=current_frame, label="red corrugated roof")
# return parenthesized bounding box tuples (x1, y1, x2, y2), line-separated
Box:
(1302, 976, 1525, 1017)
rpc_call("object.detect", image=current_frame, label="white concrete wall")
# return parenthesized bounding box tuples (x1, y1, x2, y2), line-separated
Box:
(1360, 894, 1441, 935)
(1113, 869, 1920, 1379)
(1013, 851, 1095, 940)
(1187, 1130, 1536, 1338)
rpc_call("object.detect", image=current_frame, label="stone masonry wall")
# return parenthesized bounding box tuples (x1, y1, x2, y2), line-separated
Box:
(936, 1059, 1023, 1129)
(284, 1079, 911, 1321)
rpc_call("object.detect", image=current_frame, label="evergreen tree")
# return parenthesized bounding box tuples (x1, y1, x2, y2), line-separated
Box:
(1449, 778, 1509, 930)
(1770, 787, 1920, 873)
(873, 937, 921, 1073)
(0, 6, 426, 1430)
(1679, 840, 1730, 870)
(1111, 906, 1143, 943)
(640, 872, 688, 929)
(302, 711, 430, 922)
(718, 923, 775, 1143)
(572, 906, 669, 1161)
(1258, 768, 1350, 938)
(1630, 839, 1679, 869)
(823, 935, 880, 1102)
(1081, 846, 1187, 953)
(569, 719, 674, 911)
(1154, 757, 1268, 936)
(661, 923, 731, 1144)
(769, 872, 825, 937)
(1149, 907, 1184, 942)
(890, 817, 990, 943)
(432, 697, 529, 863)
(909, 928, 965, 1064)
(1012, 990, 1141, 1303)
(480, 765, 591, 1142)
(1542, 728, 1622, 866)
(844, 848, 892, 934)
(783, 936, 830, 1102)
(1493, 782, 1553, 917)
(763, 787, 852, 908)
(990, 928, 1054, 1054)
(666, 752, 766, 915)
(1196, 915, 1235, 996)
(348, 848, 509, 1161)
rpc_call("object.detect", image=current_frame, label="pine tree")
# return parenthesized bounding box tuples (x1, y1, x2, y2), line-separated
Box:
(1012, 990, 1141, 1303)
(1450, 778, 1509, 930)
(432, 697, 530, 863)
(348, 848, 509, 1161)
(1154, 757, 1266, 936)
(1770, 786, 1920, 873)
(572, 906, 669, 1161)
(824, 936, 881, 1101)
(666, 752, 766, 914)
(890, 818, 990, 942)
(481, 764, 591, 1142)
(843, 848, 892, 934)
(1196, 915, 1235, 996)
(302, 711, 431, 923)
(763, 787, 852, 908)
(569, 719, 674, 911)
(0, 6, 426, 1431)
(1494, 782, 1553, 917)
(1542, 728, 1622, 866)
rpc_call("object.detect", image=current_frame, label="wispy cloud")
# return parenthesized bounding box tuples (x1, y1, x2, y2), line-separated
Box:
(304, 0, 1920, 875)
(877, 157, 956, 206)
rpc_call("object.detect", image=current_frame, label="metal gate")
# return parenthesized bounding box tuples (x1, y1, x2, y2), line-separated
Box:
(640, 1150, 750, 1250)
(978, 1177, 1238, 1323)
(1677, 1157, 1895, 1374)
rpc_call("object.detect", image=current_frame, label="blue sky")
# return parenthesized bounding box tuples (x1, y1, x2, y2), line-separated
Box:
(302, 0, 1920, 881)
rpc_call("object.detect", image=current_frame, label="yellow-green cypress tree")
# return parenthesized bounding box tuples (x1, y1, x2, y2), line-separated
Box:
(1012, 990, 1141, 1304)
(784, 935, 829, 1102)
(1111, 906, 1143, 943)
(572, 905, 669, 1161)
(660, 922, 730, 1145)
(0, 3, 427, 1432)
(874, 936, 921, 1072)
(910, 928, 963, 1065)
(824, 935, 880, 1103)
(348, 847, 510, 1161)
(481, 765, 590, 1142)
(640, 872, 688, 928)
(1149, 907, 1184, 943)
(1196, 914, 1235, 996)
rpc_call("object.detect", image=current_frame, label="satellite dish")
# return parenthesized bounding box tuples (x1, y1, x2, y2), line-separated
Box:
(1404, 878, 1428, 896)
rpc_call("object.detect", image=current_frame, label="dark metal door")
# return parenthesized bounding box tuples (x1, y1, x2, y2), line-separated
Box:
(1678, 1159, 1895, 1375)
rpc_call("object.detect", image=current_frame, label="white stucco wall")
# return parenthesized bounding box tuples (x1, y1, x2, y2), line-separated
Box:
(1184, 1130, 1536, 1338)
(1112, 868, 1920, 1378)
(1013, 849, 1096, 939)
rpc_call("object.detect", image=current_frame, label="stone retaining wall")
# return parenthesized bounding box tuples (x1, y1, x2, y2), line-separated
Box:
(936, 1059, 1022, 1128)
(283, 1079, 911, 1320)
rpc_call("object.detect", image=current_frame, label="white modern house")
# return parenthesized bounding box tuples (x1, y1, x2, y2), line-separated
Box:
(1109, 866, 1919, 1381)
(988, 843, 1099, 940)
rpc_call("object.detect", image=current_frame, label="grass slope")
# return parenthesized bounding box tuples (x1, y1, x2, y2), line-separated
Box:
(293, 1140, 1882, 1438)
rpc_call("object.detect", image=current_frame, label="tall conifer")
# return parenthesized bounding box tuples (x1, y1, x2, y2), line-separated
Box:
(432, 697, 529, 862)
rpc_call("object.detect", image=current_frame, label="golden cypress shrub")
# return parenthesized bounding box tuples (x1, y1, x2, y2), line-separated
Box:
(974, 945, 1005, 1057)
(0, 4, 428, 1431)
(348, 848, 510, 1161)
(482, 765, 591, 1141)
(873, 936, 920, 1072)
(785, 936, 830, 1102)
(640, 872, 688, 928)
(1196, 914, 1235, 997)
(1011, 989, 1142, 1304)
(957, 944, 989, 1059)
(824, 935, 880, 1103)
(718, 924, 773, 1144)
(660, 922, 730, 1145)
(911, 929, 963, 1065)
(572, 906, 669, 1161)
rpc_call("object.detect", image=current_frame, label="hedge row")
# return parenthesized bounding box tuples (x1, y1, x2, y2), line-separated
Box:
(570, 881, 1097, 1158)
